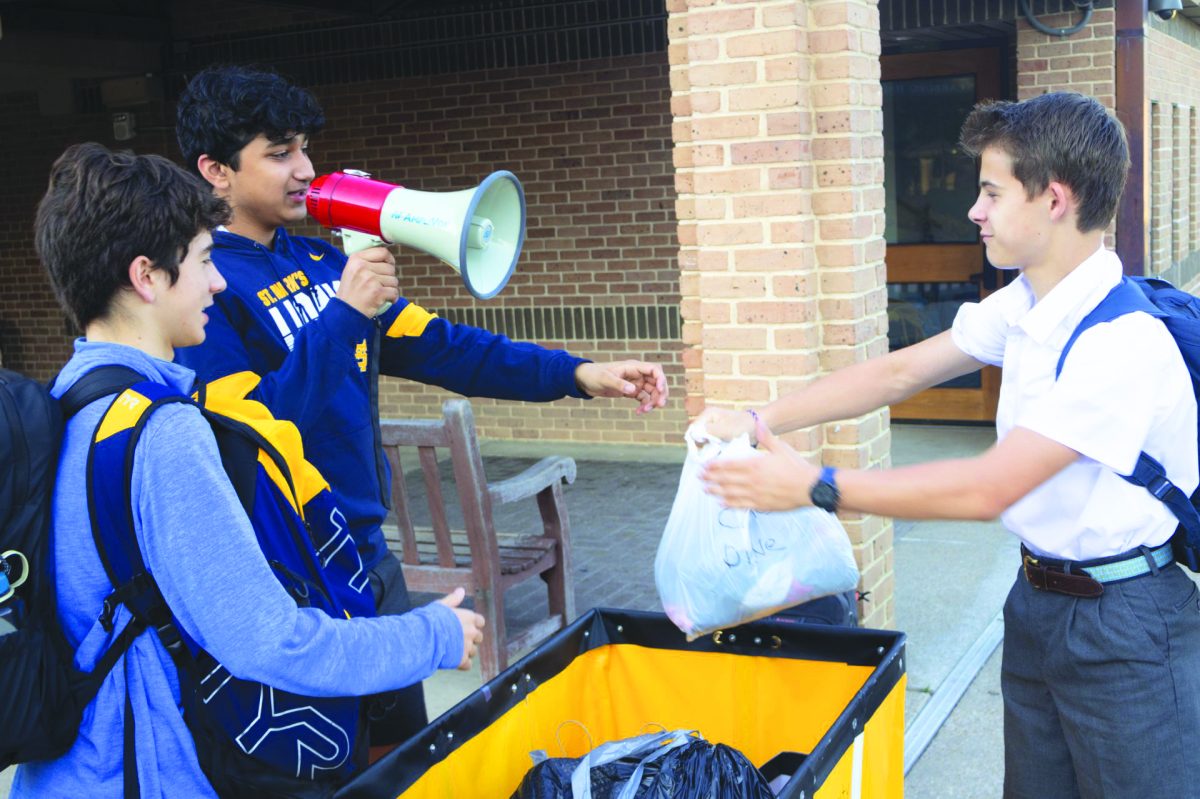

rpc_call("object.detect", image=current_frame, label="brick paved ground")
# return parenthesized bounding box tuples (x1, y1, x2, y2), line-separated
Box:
(398, 455, 681, 632)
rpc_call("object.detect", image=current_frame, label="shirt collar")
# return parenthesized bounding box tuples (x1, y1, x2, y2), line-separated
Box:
(1015, 247, 1123, 346)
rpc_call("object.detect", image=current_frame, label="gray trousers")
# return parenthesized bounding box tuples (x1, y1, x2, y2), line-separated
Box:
(1002, 562, 1200, 798)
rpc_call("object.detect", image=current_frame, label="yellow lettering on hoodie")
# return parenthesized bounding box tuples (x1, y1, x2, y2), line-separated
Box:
(355, 340, 368, 373)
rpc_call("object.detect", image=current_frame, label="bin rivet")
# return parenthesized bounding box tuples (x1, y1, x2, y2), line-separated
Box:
(511, 683, 519, 694)
(754, 637, 762, 645)
(429, 744, 436, 753)
(616, 625, 624, 633)
(584, 630, 590, 638)
(447, 732, 454, 741)
(525, 673, 532, 683)
(877, 646, 884, 655)
(729, 634, 737, 642)
(852, 718, 858, 730)
(800, 792, 806, 799)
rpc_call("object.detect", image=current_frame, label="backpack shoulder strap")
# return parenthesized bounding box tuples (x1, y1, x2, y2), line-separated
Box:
(58, 365, 147, 420)
(1058, 277, 1200, 564)
(86, 380, 192, 636)
(47, 376, 192, 783)
(1056, 277, 1163, 379)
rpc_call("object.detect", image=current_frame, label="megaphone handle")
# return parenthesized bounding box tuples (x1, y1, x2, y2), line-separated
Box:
(340, 228, 387, 255)
(337, 229, 393, 316)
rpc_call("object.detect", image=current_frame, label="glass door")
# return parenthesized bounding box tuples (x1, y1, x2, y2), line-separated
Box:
(883, 47, 1004, 422)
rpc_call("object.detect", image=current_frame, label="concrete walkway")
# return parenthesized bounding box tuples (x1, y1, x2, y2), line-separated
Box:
(0, 423, 1010, 797)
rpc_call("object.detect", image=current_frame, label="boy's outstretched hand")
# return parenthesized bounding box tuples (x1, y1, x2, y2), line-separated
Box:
(702, 415, 819, 511)
(437, 587, 486, 670)
(575, 360, 668, 414)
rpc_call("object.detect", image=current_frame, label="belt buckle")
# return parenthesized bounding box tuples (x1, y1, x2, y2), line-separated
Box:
(1022, 551, 1105, 597)
(1023, 552, 1040, 583)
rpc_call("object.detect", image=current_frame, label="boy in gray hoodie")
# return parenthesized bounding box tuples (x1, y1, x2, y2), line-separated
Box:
(12, 142, 484, 798)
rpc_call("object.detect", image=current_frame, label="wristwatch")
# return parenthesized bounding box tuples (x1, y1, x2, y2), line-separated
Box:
(810, 466, 840, 513)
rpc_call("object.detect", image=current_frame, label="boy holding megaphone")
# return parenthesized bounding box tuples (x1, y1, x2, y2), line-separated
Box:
(174, 65, 668, 751)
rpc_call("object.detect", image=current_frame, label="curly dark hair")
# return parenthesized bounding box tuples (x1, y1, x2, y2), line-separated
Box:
(175, 64, 326, 172)
(959, 92, 1129, 233)
(36, 142, 231, 330)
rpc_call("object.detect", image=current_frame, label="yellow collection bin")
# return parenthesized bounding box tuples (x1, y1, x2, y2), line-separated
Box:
(338, 608, 906, 799)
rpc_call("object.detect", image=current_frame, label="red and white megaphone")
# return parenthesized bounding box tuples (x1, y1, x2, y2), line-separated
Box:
(306, 169, 525, 301)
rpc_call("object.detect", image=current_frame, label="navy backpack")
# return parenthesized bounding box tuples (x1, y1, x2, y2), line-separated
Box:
(0, 366, 156, 769)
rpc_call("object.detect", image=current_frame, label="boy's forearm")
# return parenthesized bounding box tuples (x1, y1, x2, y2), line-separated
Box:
(760, 331, 979, 435)
(837, 458, 1007, 521)
(837, 426, 1078, 521)
(381, 318, 586, 401)
(759, 355, 908, 434)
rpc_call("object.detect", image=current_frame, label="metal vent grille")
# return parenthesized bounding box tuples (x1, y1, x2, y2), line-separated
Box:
(434, 303, 680, 341)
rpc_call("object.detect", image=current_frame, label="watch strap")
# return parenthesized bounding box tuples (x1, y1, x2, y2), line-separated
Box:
(811, 466, 840, 513)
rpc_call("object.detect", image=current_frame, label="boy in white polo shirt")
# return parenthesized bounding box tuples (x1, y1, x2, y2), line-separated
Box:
(700, 91, 1200, 797)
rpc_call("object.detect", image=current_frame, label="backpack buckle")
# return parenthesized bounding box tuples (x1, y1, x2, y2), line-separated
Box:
(98, 573, 155, 633)
(153, 619, 186, 658)
(99, 595, 119, 633)
(1147, 475, 1175, 501)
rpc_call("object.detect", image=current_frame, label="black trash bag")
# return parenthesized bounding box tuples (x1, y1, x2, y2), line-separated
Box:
(513, 752, 658, 799)
(512, 732, 772, 799)
(639, 740, 773, 799)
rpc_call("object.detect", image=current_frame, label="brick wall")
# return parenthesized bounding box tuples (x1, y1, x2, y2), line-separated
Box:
(668, 0, 893, 629)
(1015, 7, 1115, 105)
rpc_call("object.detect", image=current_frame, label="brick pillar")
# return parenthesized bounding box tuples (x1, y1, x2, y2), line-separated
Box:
(667, 0, 893, 629)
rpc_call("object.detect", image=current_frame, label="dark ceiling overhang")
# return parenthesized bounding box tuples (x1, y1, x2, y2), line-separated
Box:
(0, 0, 507, 40)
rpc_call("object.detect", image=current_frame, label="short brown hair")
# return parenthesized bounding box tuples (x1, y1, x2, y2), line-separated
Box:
(36, 143, 231, 330)
(959, 92, 1129, 232)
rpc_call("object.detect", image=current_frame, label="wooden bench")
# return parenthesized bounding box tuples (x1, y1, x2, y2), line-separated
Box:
(379, 400, 576, 680)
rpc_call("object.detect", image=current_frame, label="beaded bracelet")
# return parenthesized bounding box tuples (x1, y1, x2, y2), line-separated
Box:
(746, 409, 761, 446)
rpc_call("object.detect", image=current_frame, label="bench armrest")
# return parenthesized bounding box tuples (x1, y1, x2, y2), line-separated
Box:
(488, 456, 577, 505)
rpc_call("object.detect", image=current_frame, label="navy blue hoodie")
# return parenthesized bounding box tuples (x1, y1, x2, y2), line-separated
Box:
(176, 228, 587, 569)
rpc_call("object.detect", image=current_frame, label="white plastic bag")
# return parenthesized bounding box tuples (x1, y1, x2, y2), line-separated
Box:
(654, 424, 860, 641)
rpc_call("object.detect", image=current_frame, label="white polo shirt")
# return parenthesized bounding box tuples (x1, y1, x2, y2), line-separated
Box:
(951, 247, 1198, 560)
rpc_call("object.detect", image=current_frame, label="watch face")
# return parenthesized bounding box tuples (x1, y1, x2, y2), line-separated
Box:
(812, 480, 839, 512)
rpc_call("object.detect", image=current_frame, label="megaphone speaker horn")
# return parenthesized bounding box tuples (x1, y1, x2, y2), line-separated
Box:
(461, 171, 526, 300)
(307, 170, 525, 301)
